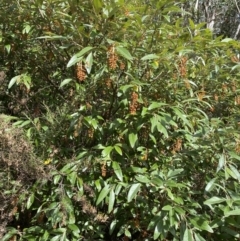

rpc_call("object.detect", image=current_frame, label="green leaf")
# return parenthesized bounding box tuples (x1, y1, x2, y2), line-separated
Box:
(221, 38, 234, 42)
(23, 24, 31, 34)
(96, 185, 110, 205)
(60, 78, 73, 88)
(93, 0, 103, 12)
(67, 171, 77, 185)
(18, 120, 31, 127)
(42, 230, 50, 241)
(224, 209, 240, 217)
(183, 228, 193, 241)
(85, 52, 93, 74)
(205, 178, 217, 192)
(229, 164, 240, 180)
(67, 47, 93, 67)
(167, 168, 184, 179)
(189, 18, 195, 29)
(190, 217, 213, 232)
(151, 177, 163, 187)
(221, 226, 240, 238)
(109, 220, 117, 235)
(174, 206, 185, 215)
(148, 102, 167, 110)
(125, 229, 131, 238)
(166, 188, 174, 200)
(162, 205, 172, 211)
(153, 219, 162, 240)
(68, 224, 80, 233)
(135, 174, 150, 183)
(50, 235, 61, 241)
(112, 161, 123, 181)
(194, 232, 206, 241)
(114, 145, 122, 155)
(141, 54, 159, 60)
(216, 154, 225, 173)
(62, 196, 75, 224)
(102, 146, 114, 157)
(127, 183, 141, 202)
(27, 193, 35, 209)
(204, 197, 226, 206)
(108, 188, 115, 213)
(8, 75, 21, 89)
(128, 133, 138, 148)
(2, 227, 18, 241)
(116, 46, 133, 61)
(5, 44, 11, 54)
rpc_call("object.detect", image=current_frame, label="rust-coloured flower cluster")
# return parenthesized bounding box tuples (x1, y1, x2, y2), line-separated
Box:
(171, 138, 182, 154)
(129, 91, 138, 115)
(179, 56, 188, 78)
(235, 139, 240, 153)
(108, 44, 118, 70)
(76, 61, 86, 82)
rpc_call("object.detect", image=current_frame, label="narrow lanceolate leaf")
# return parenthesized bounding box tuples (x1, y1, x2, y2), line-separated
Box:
(224, 209, 240, 217)
(27, 193, 35, 209)
(67, 47, 93, 67)
(2, 228, 18, 241)
(127, 183, 141, 202)
(204, 197, 226, 206)
(153, 220, 163, 240)
(114, 145, 122, 155)
(135, 174, 150, 184)
(190, 217, 213, 232)
(205, 178, 217, 192)
(116, 46, 133, 61)
(128, 133, 138, 148)
(108, 189, 115, 213)
(96, 185, 110, 205)
(102, 146, 114, 157)
(229, 164, 240, 180)
(148, 102, 167, 110)
(60, 78, 73, 88)
(194, 232, 206, 241)
(183, 228, 193, 241)
(85, 52, 93, 74)
(93, 0, 103, 11)
(216, 154, 225, 173)
(112, 161, 123, 181)
(8, 75, 21, 89)
(141, 54, 159, 61)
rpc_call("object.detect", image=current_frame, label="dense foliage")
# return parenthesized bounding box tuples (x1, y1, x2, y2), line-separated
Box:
(1, 0, 240, 240)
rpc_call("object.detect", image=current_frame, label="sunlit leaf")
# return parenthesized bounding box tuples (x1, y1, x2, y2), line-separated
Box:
(60, 78, 73, 87)
(67, 47, 93, 67)
(116, 46, 133, 61)
(112, 161, 123, 181)
(128, 133, 138, 148)
(8, 75, 21, 89)
(108, 189, 115, 213)
(127, 183, 141, 202)
(96, 185, 110, 205)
